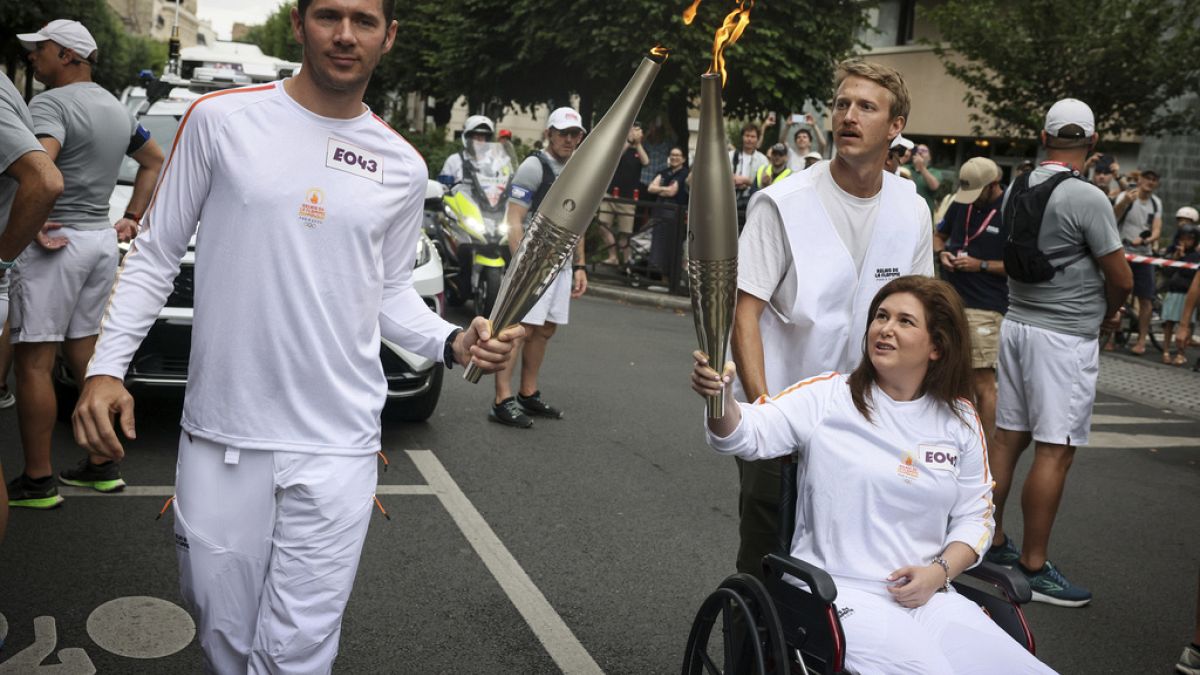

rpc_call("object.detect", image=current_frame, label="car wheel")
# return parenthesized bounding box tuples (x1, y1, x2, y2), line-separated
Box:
(383, 365, 443, 423)
(475, 266, 503, 317)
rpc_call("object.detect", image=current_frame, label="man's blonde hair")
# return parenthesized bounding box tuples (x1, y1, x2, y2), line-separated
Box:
(834, 59, 911, 122)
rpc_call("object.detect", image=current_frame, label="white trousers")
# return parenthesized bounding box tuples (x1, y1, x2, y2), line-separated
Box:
(173, 432, 377, 674)
(837, 586, 1058, 675)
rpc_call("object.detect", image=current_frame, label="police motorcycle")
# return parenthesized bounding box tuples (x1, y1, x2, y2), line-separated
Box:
(437, 137, 517, 316)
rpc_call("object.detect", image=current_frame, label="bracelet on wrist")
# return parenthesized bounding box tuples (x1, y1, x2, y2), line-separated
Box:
(442, 328, 463, 370)
(123, 211, 141, 222)
(573, 264, 586, 272)
(931, 557, 951, 592)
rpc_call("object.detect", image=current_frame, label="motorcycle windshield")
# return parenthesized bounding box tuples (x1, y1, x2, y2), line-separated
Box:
(463, 140, 517, 209)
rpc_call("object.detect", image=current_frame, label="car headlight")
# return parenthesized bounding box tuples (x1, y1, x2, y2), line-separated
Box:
(415, 234, 433, 267)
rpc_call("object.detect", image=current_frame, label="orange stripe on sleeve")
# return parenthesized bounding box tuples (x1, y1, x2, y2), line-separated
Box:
(768, 372, 839, 402)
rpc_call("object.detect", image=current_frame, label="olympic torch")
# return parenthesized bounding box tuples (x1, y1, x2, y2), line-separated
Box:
(688, 74, 738, 419)
(464, 52, 666, 382)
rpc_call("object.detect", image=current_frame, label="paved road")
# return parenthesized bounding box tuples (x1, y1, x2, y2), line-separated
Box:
(1, 294, 1197, 673)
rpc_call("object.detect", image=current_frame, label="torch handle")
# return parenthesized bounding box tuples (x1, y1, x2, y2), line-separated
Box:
(706, 391, 726, 420)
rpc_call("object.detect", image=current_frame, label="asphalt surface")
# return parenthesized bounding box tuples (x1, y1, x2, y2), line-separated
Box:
(1, 292, 1198, 674)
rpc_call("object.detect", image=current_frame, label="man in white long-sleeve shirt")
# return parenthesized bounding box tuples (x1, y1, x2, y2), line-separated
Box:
(73, 0, 520, 671)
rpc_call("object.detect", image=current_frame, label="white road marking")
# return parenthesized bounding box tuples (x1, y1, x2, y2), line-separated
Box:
(0, 616, 94, 674)
(86, 597, 194, 659)
(407, 450, 603, 675)
(1090, 414, 1193, 425)
(58, 484, 434, 497)
(1087, 432, 1200, 448)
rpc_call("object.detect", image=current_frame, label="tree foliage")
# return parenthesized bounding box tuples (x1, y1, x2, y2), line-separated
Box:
(244, 0, 871, 145)
(927, 0, 1200, 138)
(0, 0, 168, 96)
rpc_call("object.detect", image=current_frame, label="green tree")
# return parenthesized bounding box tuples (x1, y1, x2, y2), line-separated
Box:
(244, 2, 304, 64)
(926, 0, 1200, 138)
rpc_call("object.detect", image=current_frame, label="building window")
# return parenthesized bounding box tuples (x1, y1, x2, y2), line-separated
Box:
(197, 33, 206, 46)
(860, 0, 916, 49)
(156, 15, 165, 29)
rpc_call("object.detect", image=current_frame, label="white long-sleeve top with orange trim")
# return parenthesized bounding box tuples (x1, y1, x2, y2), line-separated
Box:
(89, 81, 456, 455)
(707, 372, 995, 597)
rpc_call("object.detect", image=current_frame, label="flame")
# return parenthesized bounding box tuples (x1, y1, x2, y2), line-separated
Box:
(682, 0, 702, 24)
(650, 44, 670, 60)
(709, 0, 753, 86)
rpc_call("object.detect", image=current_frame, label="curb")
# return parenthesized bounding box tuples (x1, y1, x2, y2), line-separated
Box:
(586, 282, 691, 312)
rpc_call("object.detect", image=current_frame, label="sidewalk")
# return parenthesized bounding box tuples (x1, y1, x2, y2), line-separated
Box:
(588, 279, 1200, 417)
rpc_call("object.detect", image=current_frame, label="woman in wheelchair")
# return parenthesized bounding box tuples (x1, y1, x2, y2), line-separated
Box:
(692, 276, 1055, 674)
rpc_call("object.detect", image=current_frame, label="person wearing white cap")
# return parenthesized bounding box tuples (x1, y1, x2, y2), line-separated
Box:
(986, 98, 1132, 607)
(885, 134, 914, 177)
(934, 157, 1008, 442)
(7, 19, 165, 511)
(489, 106, 588, 427)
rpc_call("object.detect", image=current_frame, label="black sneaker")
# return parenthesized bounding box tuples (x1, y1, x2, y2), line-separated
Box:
(58, 458, 126, 493)
(489, 398, 533, 428)
(517, 391, 563, 419)
(8, 473, 64, 509)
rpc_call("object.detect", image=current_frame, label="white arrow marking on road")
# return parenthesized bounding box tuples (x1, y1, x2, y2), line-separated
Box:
(407, 449, 604, 675)
(58, 484, 434, 497)
(1090, 415, 1194, 426)
(0, 616, 95, 674)
(1086, 432, 1200, 448)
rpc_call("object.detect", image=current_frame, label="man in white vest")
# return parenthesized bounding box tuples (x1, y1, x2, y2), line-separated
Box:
(730, 59, 934, 580)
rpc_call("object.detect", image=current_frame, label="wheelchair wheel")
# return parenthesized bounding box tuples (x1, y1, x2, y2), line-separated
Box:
(682, 573, 789, 675)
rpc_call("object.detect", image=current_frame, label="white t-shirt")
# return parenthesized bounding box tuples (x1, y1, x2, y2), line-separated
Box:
(732, 149, 768, 189)
(739, 161, 934, 314)
(708, 373, 994, 596)
(89, 81, 457, 455)
(438, 152, 464, 184)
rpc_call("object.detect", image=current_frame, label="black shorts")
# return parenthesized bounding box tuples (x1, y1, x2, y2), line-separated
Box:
(1130, 262, 1156, 299)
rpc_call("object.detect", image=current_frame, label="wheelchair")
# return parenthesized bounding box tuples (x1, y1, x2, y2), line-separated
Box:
(681, 456, 1036, 675)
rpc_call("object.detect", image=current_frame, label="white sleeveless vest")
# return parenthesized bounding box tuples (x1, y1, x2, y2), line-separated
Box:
(737, 169, 924, 400)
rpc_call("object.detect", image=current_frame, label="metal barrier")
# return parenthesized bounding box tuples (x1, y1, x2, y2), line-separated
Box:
(588, 195, 689, 296)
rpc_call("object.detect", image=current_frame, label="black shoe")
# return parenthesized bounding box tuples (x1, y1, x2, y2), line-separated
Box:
(517, 391, 563, 419)
(58, 458, 126, 493)
(8, 473, 64, 509)
(489, 398, 533, 428)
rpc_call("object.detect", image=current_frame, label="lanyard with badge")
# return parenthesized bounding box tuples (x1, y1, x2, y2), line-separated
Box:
(956, 204, 997, 257)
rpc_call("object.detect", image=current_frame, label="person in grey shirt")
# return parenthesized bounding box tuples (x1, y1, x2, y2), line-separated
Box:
(1108, 168, 1163, 354)
(7, 19, 163, 511)
(0, 71, 64, 537)
(986, 98, 1132, 608)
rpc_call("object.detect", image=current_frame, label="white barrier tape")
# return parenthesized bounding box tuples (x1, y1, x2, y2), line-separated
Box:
(1124, 253, 1200, 270)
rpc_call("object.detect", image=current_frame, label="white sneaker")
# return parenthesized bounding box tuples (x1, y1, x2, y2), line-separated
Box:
(0, 387, 14, 410)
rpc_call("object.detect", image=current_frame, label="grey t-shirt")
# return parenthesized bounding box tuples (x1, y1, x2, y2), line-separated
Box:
(30, 82, 136, 230)
(0, 73, 42, 240)
(1113, 191, 1161, 254)
(508, 151, 565, 222)
(1004, 166, 1123, 338)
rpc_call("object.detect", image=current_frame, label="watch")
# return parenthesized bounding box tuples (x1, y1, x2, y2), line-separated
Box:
(980, 260, 990, 272)
(443, 328, 463, 370)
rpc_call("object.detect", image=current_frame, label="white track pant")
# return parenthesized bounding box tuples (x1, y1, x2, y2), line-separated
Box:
(172, 433, 377, 674)
(837, 586, 1058, 675)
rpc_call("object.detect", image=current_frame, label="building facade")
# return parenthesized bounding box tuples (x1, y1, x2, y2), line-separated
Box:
(106, 0, 217, 48)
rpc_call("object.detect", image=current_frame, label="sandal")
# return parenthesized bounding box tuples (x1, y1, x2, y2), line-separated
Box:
(1128, 345, 1146, 356)
(1163, 351, 1175, 365)
(1173, 353, 1189, 366)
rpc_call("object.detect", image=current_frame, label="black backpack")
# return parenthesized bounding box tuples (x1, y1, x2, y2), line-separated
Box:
(1001, 170, 1090, 283)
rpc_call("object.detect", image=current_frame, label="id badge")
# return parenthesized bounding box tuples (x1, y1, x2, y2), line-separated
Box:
(956, 249, 968, 258)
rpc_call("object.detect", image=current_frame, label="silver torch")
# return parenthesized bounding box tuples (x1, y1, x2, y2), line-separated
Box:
(688, 73, 738, 418)
(464, 53, 665, 383)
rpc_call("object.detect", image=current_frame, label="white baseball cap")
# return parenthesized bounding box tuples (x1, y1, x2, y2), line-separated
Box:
(1044, 98, 1095, 140)
(952, 157, 1002, 204)
(890, 134, 914, 151)
(18, 19, 98, 62)
(546, 107, 585, 132)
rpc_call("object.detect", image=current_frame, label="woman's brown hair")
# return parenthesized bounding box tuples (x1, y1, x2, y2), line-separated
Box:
(847, 276, 975, 424)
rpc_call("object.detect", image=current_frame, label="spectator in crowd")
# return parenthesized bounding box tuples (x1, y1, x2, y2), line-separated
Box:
(1107, 168, 1163, 355)
(885, 135, 914, 178)
(905, 143, 942, 213)
(647, 146, 689, 276)
(1014, 159, 1034, 180)
(1162, 208, 1200, 366)
(597, 122, 648, 265)
(437, 114, 494, 186)
(934, 157, 1008, 441)
(1084, 152, 1120, 202)
(0, 70, 64, 540)
(638, 118, 673, 187)
(802, 151, 822, 169)
(784, 114, 827, 171)
(752, 143, 792, 192)
(730, 58, 932, 583)
(8, 19, 164, 509)
(987, 98, 1132, 607)
(490, 107, 588, 428)
(730, 123, 767, 228)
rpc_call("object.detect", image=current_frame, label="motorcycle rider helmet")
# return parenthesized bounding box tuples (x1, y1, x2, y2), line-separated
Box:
(1175, 206, 1199, 224)
(462, 115, 495, 147)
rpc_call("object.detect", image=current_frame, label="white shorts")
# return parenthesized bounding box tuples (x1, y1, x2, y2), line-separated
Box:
(836, 585, 1056, 674)
(521, 266, 571, 326)
(8, 227, 119, 342)
(996, 319, 1099, 446)
(173, 432, 377, 674)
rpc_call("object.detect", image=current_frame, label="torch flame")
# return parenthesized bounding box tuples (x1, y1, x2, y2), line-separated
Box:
(650, 44, 670, 60)
(682, 0, 702, 25)
(709, 0, 753, 86)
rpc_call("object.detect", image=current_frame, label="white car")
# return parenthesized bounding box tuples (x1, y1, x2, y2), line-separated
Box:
(65, 88, 449, 422)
